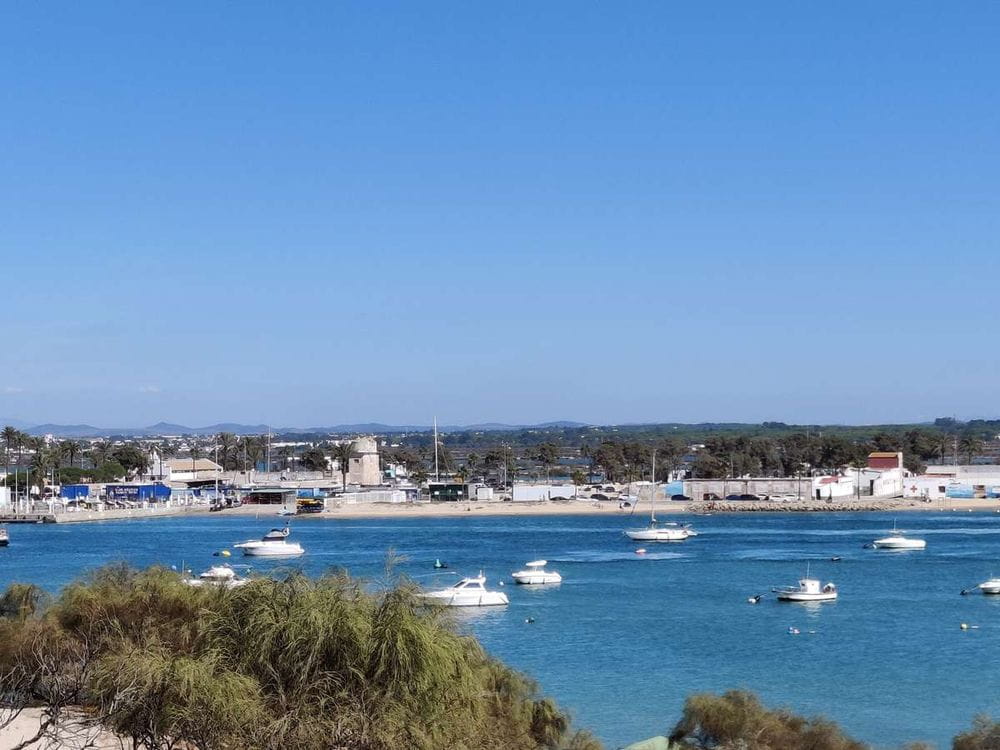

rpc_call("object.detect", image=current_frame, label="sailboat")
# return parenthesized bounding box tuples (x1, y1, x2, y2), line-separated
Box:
(623, 453, 696, 542)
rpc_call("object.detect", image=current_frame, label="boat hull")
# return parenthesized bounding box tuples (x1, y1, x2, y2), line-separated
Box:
(624, 529, 689, 542)
(979, 582, 1000, 594)
(423, 593, 509, 607)
(512, 573, 562, 585)
(184, 578, 249, 588)
(873, 539, 926, 550)
(776, 592, 837, 602)
(235, 542, 304, 557)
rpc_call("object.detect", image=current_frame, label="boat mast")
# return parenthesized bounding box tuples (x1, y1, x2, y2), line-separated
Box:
(214, 440, 220, 504)
(433, 416, 439, 482)
(650, 449, 657, 524)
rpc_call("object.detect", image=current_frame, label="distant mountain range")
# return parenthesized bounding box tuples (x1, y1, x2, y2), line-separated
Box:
(0, 420, 589, 438)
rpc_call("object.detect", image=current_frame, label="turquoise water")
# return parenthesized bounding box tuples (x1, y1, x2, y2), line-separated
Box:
(2, 511, 1000, 749)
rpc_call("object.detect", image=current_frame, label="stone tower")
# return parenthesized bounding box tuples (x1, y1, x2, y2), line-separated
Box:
(347, 436, 381, 486)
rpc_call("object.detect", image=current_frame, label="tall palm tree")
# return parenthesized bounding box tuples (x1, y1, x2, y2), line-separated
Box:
(2, 425, 19, 479)
(333, 441, 355, 489)
(930, 433, 950, 464)
(217, 432, 238, 470)
(959, 435, 984, 466)
(241, 436, 264, 473)
(60, 440, 80, 468)
(14, 430, 26, 473)
(464, 452, 480, 480)
(89, 440, 113, 469)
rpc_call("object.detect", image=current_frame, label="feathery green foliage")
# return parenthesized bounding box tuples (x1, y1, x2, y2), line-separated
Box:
(0, 565, 594, 750)
(669, 690, 868, 750)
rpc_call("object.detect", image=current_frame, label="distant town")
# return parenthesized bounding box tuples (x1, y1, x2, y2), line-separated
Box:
(2, 417, 999, 520)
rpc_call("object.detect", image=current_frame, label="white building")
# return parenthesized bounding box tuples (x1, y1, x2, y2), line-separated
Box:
(151, 458, 223, 483)
(512, 483, 578, 502)
(904, 465, 1000, 500)
(683, 475, 854, 501)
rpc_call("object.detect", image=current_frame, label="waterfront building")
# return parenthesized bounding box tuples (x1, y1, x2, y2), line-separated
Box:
(512, 483, 579, 502)
(904, 465, 1000, 501)
(151, 458, 223, 483)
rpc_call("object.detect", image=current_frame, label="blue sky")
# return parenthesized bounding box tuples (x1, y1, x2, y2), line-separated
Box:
(1, 2, 998, 427)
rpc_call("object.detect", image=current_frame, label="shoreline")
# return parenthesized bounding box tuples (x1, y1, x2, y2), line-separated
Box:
(205, 496, 1000, 520)
(14, 497, 1000, 525)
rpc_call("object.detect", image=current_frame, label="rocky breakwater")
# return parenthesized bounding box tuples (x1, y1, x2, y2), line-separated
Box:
(690, 497, 918, 513)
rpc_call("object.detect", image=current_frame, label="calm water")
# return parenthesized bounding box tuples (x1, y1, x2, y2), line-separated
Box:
(2, 511, 1000, 749)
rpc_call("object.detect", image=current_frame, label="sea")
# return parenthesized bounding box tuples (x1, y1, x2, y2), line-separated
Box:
(2, 510, 999, 749)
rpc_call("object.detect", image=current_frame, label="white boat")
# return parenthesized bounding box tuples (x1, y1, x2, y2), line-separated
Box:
(233, 525, 305, 557)
(0, 526, 8, 547)
(773, 573, 838, 602)
(976, 578, 1000, 594)
(623, 454, 696, 542)
(872, 521, 926, 550)
(624, 521, 693, 542)
(422, 573, 509, 607)
(511, 560, 562, 585)
(183, 564, 249, 588)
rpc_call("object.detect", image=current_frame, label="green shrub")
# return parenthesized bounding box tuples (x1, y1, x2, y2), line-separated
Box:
(0, 565, 595, 750)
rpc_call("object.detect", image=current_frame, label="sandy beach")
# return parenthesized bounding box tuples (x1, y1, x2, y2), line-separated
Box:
(207, 496, 1000, 521)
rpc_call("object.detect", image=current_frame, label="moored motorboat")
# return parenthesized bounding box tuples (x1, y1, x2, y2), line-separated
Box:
(0, 526, 8, 547)
(976, 578, 1000, 595)
(773, 575, 838, 602)
(183, 564, 249, 588)
(233, 525, 305, 557)
(422, 573, 509, 607)
(872, 521, 926, 550)
(511, 560, 562, 585)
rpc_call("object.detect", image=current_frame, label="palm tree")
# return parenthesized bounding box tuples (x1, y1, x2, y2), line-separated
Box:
(2, 426, 19, 479)
(89, 440, 113, 469)
(959, 435, 984, 465)
(26, 437, 50, 494)
(333, 441, 355, 489)
(60, 440, 80, 468)
(464, 452, 480, 480)
(241, 436, 264, 473)
(933, 433, 951, 464)
(217, 432, 238, 471)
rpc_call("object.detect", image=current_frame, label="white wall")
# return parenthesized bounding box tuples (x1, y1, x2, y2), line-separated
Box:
(512, 484, 578, 502)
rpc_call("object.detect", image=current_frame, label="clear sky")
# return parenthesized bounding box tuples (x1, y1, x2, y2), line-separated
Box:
(1, 2, 998, 428)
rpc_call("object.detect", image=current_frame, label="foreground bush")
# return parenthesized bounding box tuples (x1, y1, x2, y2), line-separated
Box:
(0, 564, 599, 750)
(954, 715, 1000, 750)
(666, 690, 1000, 750)
(668, 690, 870, 750)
